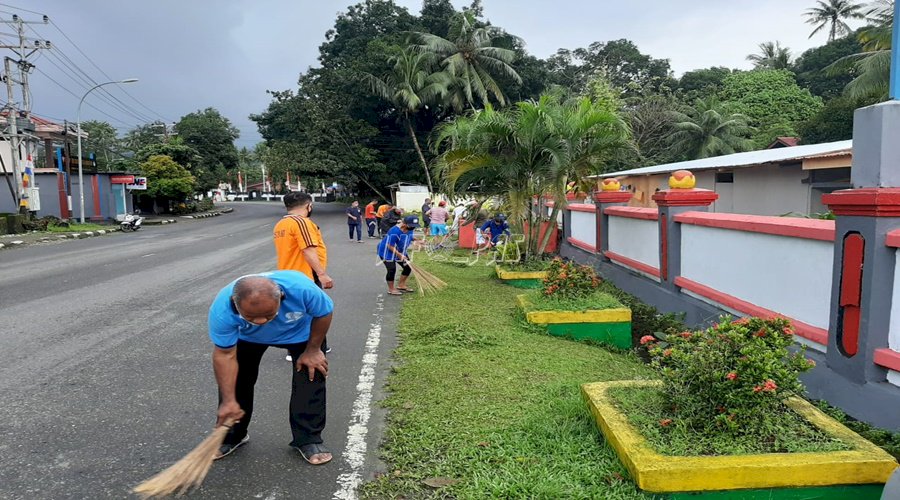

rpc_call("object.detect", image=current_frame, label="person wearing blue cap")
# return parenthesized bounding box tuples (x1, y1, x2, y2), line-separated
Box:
(480, 213, 511, 248)
(377, 214, 420, 296)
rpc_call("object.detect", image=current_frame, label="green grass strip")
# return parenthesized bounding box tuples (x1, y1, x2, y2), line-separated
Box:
(362, 258, 654, 499)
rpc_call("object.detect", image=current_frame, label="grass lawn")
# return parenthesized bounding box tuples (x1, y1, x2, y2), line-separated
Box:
(46, 223, 108, 233)
(362, 256, 654, 499)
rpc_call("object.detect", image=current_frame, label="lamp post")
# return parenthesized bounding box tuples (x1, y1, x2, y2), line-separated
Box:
(77, 78, 138, 223)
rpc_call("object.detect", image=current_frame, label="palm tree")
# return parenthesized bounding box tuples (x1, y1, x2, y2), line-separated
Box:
(828, 0, 893, 99)
(669, 97, 755, 160)
(413, 13, 522, 110)
(368, 47, 450, 192)
(805, 0, 865, 41)
(746, 41, 793, 70)
(433, 94, 628, 257)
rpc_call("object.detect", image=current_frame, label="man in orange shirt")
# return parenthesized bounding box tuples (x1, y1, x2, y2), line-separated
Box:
(364, 199, 378, 239)
(273, 192, 333, 289)
(375, 202, 392, 236)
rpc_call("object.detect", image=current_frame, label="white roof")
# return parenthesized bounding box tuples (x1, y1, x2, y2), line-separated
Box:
(596, 140, 853, 178)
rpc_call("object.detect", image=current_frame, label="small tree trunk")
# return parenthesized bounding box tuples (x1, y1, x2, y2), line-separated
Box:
(406, 116, 433, 193)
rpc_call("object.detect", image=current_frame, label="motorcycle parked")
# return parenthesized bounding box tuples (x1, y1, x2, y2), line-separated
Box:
(120, 210, 144, 232)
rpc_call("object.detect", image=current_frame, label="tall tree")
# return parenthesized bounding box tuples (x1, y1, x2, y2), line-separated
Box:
(746, 41, 793, 70)
(804, 0, 864, 41)
(80, 120, 120, 170)
(174, 108, 240, 191)
(368, 47, 449, 191)
(548, 39, 674, 97)
(669, 96, 755, 159)
(719, 69, 824, 147)
(413, 13, 522, 109)
(828, 0, 893, 99)
(122, 122, 165, 153)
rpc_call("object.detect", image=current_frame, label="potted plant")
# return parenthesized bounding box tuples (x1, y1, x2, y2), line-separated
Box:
(582, 317, 898, 497)
(517, 258, 632, 348)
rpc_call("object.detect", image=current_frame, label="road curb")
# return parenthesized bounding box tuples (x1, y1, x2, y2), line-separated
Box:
(181, 209, 231, 219)
(0, 226, 121, 250)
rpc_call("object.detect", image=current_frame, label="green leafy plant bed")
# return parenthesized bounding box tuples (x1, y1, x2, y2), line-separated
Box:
(609, 385, 849, 456)
(583, 380, 898, 497)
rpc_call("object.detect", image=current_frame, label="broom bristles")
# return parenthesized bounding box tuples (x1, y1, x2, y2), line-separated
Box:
(408, 262, 447, 296)
(133, 420, 234, 498)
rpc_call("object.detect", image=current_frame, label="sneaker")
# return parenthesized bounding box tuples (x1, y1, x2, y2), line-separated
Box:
(357, 240, 364, 243)
(215, 434, 249, 460)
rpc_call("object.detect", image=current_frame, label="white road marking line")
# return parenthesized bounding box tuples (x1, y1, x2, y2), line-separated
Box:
(333, 293, 384, 500)
(140, 253, 155, 258)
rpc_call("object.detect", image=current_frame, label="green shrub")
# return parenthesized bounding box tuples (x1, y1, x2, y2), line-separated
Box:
(645, 317, 816, 435)
(542, 258, 600, 300)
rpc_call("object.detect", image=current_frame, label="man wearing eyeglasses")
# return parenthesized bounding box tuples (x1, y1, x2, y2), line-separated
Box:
(209, 271, 335, 465)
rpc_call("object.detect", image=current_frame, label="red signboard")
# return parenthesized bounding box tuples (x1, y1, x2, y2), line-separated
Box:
(110, 175, 135, 184)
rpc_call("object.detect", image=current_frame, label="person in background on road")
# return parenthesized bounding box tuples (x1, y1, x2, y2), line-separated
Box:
(375, 202, 391, 236)
(345, 200, 363, 243)
(421, 198, 432, 237)
(364, 199, 378, 239)
(426, 201, 450, 242)
(210, 272, 334, 465)
(480, 213, 511, 249)
(380, 206, 403, 235)
(377, 215, 420, 296)
(273, 192, 333, 289)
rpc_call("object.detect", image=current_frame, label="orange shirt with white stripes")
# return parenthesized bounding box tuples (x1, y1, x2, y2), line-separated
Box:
(273, 215, 327, 281)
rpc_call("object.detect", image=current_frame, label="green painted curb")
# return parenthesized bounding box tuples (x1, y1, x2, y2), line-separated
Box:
(666, 483, 883, 499)
(504, 278, 542, 288)
(547, 321, 632, 348)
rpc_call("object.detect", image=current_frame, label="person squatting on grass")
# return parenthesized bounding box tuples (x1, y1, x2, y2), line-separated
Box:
(480, 213, 511, 249)
(377, 215, 420, 296)
(345, 200, 363, 243)
(210, 272, 334, 465)
(364, 199, 378, 238)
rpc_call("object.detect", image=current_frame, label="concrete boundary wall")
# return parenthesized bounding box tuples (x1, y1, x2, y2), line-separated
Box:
(561, 193, 900, 430)
(679, 223, 833, 342)
(606, 210, 659, 278)
(569, 205, 596, 251)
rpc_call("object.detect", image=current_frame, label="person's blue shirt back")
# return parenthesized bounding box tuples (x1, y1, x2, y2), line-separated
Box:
(480, 220, 510, 242)
(208, 271, 334, 348)
(377, 226, 413, 261)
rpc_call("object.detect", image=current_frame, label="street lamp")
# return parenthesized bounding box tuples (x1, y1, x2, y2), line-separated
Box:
(77, 78, 138, 223)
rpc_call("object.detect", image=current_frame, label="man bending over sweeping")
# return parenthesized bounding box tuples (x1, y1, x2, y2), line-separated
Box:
(209, 271, 334, 465)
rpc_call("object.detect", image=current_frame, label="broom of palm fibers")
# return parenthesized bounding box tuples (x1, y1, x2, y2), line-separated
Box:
(132, 419, 235, 498)
(408, 261, 447, 296)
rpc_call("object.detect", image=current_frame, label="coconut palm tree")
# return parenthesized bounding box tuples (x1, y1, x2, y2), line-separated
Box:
(827, 0, 893, 99)
(805, 0, 865, 41)
(433, 94, 628, 257)
(746, 41, 793, 70)
(413, 13, 522, 111)
(669, 97, 755, 160)
(367, 47, 450, 192)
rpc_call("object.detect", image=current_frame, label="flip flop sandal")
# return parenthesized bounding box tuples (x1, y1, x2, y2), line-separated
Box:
(397, 288, 416, 293)
(296, 443, 332, 465)
(387, 291, 404, 296)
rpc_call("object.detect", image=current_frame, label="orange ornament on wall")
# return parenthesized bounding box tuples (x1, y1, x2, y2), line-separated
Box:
(669, 170, 696, 189)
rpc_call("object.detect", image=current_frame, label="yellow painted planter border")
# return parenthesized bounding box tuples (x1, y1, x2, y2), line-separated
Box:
(495, 265, 549, 281)
(582, 380, 898, 493)
(517, 294, 631, 324)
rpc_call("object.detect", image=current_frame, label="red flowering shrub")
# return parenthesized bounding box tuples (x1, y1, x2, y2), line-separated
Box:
(646, 316, 816, 434)
(541, 258, 600, 299)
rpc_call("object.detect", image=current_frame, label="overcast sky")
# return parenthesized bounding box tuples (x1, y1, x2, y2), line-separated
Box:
(16, 1, 865, 148)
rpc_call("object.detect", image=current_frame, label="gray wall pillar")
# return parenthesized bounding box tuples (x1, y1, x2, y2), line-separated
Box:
(594, 190, 632, 261)
(651, 184, 718, 292)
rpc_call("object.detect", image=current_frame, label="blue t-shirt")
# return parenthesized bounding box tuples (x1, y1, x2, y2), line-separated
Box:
(377, 226, 414, 261)
(208, 271, 334, 348)
(480, 220, 511, 242)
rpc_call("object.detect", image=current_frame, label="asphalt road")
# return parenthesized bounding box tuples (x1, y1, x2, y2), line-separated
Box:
(0, 202, 399, 500)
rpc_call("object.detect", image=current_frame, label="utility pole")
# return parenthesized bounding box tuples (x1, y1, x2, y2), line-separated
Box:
(0, 13, 50, 214)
